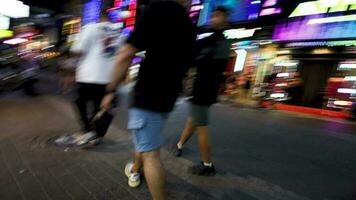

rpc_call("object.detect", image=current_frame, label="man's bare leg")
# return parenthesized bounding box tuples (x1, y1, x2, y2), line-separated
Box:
(196, 126, 211, 163)
(142, 148, 166, 200)
(177, 117, 195, 147)
(189, 126, 216, 175)
(132, 152, 142, 173)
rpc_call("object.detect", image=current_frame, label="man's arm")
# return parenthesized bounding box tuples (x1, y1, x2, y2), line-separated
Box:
(100, 44, 137, 110)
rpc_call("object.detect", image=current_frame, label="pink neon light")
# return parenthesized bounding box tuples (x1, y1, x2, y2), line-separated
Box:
(259, 8, 281, 16)
(263, 0, 277, 7)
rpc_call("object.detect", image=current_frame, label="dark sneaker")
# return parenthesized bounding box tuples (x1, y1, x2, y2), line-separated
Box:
(189, 162, 217, 176)
(174, 146, 183, 157)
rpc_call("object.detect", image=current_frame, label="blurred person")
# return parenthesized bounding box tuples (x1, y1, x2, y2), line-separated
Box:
(58, 50, 76, 94)
(69, 10, 126, 146)
(174, 6, 230, 176)
(100, 0, 195, 198)
(285, 73, 303, 105)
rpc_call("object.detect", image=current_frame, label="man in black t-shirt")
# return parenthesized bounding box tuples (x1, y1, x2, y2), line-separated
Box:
(175, 7, 230, 176)
(101, 0, 194, 199)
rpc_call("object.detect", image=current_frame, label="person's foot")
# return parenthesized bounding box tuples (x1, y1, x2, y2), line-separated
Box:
(88, 137, 102, 146)
(189, 162, 217, 176)
(174, 142, 183, 157)
(175, 145, 183, 157)
(124, 162, 141, 188)
(76, 131, 97, 146)
(54, 132, 83, 146)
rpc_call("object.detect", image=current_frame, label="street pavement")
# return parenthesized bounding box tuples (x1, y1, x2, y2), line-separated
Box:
(0, 76, 356, 200)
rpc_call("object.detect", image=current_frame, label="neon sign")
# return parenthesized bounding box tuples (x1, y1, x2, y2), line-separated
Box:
(82, 0, 101, 25)
(307, 14, 356, 24)
(0, 30, 13, 39)
(223, 28, 261, 39)
(259, 0, 281, 16)
(290, 0, 356, 18)
(273, 15, 356, 41)
(108, 0, 137, 30)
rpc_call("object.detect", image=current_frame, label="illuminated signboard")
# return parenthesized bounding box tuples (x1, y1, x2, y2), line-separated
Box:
(259, 7, 281, 16)
(273, 14, 356, 41)
(0, 0, 29, 18)
(262, 0, 277, 7)
(289, 0, 356, 18)
(190, 2, 204, 23)
(0, 15, 10, 30)
(223, 28, 261, 39)
(259, 0, 282, 16)
(108, 0, 137, 31)
(307, 14, 356, 24)
(82, 0, 101, 25)
(198, 0, 261, 26)
(197, 28, 261, 40)
(0, 30, 13, 39)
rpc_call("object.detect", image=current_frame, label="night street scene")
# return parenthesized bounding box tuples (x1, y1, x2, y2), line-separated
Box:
(0, 0, 356, 200)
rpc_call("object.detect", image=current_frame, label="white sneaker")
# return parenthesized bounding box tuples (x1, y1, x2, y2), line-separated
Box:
(124, 162, 141, 188)
(76, 131, 97, 146)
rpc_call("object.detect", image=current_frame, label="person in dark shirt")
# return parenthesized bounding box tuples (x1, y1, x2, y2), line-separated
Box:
(175, 6, 230, 176)
(100, 0, 194, 199)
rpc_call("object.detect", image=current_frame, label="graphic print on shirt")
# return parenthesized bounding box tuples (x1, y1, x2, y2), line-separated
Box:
(101, 25, 119, 58)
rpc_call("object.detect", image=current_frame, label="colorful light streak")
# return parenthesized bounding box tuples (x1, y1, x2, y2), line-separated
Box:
(307, 14, 356, 24)
(273, 15, 356, 41)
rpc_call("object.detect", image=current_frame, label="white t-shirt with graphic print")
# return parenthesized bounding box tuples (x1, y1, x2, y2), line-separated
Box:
(71, 22, 126, 84)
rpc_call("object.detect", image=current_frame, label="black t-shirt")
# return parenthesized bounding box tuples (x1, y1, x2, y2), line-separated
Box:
(127, 1, 195, 112)
(191, 30, 230, 106)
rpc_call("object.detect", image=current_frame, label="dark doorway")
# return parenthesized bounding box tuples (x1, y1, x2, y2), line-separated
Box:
(298, 60, 337, 108)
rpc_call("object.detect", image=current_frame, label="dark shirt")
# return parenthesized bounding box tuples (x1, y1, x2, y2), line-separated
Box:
(191, 30, 230, 106)
(127, 1, 195, 112)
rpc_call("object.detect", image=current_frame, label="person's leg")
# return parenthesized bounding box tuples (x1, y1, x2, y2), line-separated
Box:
(132, 152, 142, 173)
(92, 84, 107, 116)
(128, 108, 167, 197)
(177, 117, 195, 147)
(74, 83, 91, 132)
(142, 149, 166, 200)
(125, 152, 142, 188)
(189, 105, 216, 175)
(196, 126, 211, 163)
(91, 84, 109, 138)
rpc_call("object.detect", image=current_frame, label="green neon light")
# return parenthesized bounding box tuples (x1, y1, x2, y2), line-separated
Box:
(329, 3, 349, 12)
(351, 3, 356, 10)
(290, 0, 356, 18)
(0, 30, 13, 39)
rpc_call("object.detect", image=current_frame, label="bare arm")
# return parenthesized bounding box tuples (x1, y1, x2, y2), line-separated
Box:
(101, 43, 137, 111)
(107, 44, 137, 91)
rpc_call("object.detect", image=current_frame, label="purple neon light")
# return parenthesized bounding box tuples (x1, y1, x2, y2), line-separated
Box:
(83, 0, 101, 25)
(273, 14, 356, 41)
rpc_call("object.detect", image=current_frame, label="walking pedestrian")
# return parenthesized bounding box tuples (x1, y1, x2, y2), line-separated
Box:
(70, 10, 126, 146)
(175, 6, 231, 176)
(100, 0, 195, 199)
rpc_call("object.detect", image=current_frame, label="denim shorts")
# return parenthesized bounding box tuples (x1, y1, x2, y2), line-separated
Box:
(128, 108, 168, 152)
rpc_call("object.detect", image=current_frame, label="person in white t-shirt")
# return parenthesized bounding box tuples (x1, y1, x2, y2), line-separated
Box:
(70, 11, 126, 146)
